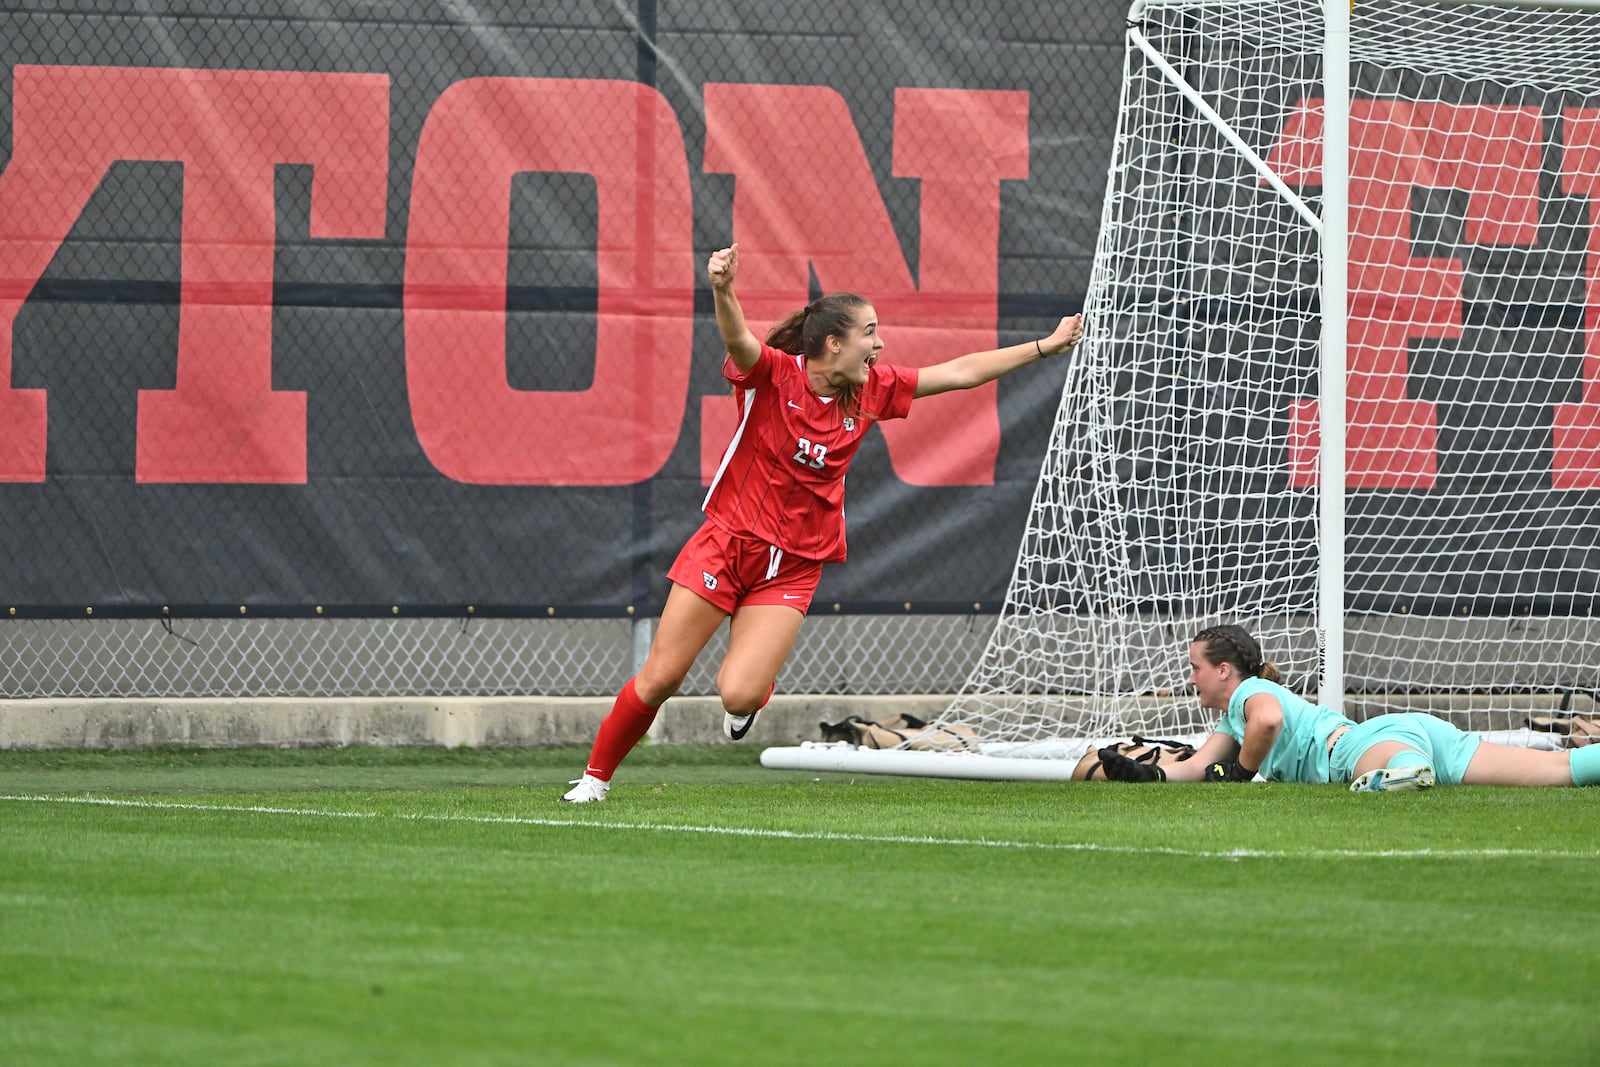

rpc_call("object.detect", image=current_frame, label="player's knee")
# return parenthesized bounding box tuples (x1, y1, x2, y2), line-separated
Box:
(633, 669, 683, 707)
(717, 677, 769, 716)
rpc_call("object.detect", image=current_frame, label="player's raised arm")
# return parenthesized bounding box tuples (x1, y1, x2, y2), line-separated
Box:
(913, 314, 1084, 398)
(707, 243, 761, 372)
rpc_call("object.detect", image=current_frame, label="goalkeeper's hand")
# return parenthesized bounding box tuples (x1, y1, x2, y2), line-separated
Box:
(1201, 760, 1256, 783)
(1097, 747, 1166, 783)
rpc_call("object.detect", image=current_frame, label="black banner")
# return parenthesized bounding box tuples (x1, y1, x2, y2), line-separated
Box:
(0, 2, 1118, 613)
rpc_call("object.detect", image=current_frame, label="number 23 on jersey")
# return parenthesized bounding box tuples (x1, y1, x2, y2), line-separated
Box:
(793, 438, 829, 470)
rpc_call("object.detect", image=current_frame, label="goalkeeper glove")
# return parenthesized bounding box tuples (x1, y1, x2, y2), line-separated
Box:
(1097, 747, 1166, 783)
(1201, 760, 1256, 783)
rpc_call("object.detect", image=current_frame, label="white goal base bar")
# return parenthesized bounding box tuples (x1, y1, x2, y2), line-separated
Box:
(759, 741, 1095, 781)
(759, 731, 1562, 781)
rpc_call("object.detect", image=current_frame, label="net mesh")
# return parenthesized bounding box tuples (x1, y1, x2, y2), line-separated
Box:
(937, 0, 1600, 756)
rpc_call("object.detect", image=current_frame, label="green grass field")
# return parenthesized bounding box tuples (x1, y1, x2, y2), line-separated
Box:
(2, 744, 1597, 1067)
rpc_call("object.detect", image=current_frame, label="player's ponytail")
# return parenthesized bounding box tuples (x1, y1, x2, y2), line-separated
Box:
(764, 305, 810, 355)
(764, 293, 871, 358)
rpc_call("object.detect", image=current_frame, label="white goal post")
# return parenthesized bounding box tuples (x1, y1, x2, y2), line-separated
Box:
(763, 0, 1600, 778)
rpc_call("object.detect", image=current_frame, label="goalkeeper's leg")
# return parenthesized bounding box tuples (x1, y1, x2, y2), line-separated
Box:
(1349, 744, 1435, 792)
(1345, 713, 1445, 791)
(1462, 739, 1600, 787)
(1352, 712, 1600, 788)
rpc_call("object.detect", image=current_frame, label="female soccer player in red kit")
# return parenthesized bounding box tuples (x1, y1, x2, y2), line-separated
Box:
(562, 243, 1085, 801)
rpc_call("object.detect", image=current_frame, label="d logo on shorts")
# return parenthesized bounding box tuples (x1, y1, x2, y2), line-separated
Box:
(701, 571, 718, 591)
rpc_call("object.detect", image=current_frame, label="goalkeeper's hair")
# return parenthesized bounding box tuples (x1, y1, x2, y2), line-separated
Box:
(1192, 624, 1281, 683)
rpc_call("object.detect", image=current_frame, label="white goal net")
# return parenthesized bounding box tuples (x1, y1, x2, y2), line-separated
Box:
(897, 0, 1600, 765)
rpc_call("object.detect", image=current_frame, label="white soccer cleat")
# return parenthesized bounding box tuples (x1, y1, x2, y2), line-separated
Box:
(560, 774, 610, 803)
(724, 709, 759, 741)
(1350, 765, 1436, 792)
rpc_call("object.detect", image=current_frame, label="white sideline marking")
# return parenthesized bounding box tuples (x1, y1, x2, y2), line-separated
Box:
(3, 793, 1595, 861)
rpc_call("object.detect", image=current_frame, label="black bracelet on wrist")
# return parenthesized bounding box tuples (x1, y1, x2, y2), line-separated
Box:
(1035, 339, 1045, 358)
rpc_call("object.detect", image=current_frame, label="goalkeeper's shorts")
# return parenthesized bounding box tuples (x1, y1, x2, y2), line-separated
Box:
(1328, 712, 1483, 785)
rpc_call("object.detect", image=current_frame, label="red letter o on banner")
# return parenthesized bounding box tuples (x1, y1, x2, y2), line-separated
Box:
(406, 78, 694, 485)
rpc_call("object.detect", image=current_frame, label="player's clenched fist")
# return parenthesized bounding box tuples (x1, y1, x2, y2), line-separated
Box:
(1040, 314, 1085, 357)
(707, 243, 738, 288)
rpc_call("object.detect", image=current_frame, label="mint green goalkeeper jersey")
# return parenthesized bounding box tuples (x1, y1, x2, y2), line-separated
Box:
(1212, 677, 1358, 783)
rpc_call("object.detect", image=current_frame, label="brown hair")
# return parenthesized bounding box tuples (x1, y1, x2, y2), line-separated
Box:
(763, 292, 873, 416)
(1192, 624, 1281, 683)
(765, 292, 871, 356)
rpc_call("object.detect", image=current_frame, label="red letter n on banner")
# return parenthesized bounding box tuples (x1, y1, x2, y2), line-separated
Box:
(1554, 108, 1600, 490)
(701, 84, 1028, 486)
(405, 78, 694, 485)
(0, 65, 388, 482)
(1270, 99, 1542, 488)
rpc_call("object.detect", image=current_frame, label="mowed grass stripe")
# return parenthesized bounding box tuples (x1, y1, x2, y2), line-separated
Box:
(4, 754, 1597, 1067)
(5, 792, 1596, 861)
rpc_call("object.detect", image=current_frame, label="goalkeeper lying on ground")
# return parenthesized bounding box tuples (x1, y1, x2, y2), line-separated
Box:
(1098, 624, 1600, 791)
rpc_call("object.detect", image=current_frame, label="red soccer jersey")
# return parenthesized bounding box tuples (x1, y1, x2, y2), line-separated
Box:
(702, 342, 919, 562)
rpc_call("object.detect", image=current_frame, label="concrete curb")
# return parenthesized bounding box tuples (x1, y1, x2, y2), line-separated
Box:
(0, 695, 961, 750)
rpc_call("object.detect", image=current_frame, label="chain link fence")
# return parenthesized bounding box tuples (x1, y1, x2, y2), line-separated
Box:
(0, 613, 1002, 698)
(0, 1, 1120, 700)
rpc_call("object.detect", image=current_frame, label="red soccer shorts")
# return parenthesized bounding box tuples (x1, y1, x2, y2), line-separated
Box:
(667, 520, 824, 615)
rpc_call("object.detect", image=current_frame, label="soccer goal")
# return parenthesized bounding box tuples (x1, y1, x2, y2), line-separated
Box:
(763, 0, 1600, 779)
